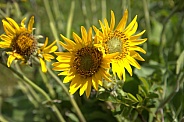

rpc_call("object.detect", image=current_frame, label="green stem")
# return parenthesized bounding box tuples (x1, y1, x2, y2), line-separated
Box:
(66, 0, 75, 38)
(80, 0, 90, 29)
(159, 5, 179, 62)
(142, 0, 151, 38)
(153, 72, 184, 122)
(90, 0, 97, 25)
(43, 0, 62, 51)
(39, 68, 56, 98)
(47, 68, 86, 122)
(157, 73, 184, 110)
(0, 63, 66, 122)
(101, 0, 106, 20)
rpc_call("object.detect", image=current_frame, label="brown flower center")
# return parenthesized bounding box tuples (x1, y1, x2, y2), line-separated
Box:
(11, 32, 37, 57)
(73, 47, 103, 78)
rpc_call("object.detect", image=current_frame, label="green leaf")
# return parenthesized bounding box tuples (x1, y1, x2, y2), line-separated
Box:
(66, 113, 79, 122)
(176, 50, 184, 74)
(139, 77, 150, 91)
(139, 85, 148, 97)
(120, 104, 133, 117)
(136, 94, 143, 102)
(123, 79, 139, 96)
(97, 91, 121, 103)
(127, 93, 139, 103)
(148, 92, 159, 99)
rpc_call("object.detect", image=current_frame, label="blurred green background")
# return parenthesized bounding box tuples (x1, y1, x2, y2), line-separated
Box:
(0, 0, 184, 122)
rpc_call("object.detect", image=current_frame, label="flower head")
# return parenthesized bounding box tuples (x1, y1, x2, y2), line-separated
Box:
(0, 16, 37, 67)
(37, 37, 57, 72)
(52, 26, 116, 98)
(93, 10, 147, 81)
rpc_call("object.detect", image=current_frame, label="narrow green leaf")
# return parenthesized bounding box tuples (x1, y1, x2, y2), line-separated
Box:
(176, 50, 184, 74)
(127, 93, 139, 103)
(139, 77, 150, 91)
(97, 91, 121, 103)
(136, 94, 143, 102)
(66, 113, 79, 122)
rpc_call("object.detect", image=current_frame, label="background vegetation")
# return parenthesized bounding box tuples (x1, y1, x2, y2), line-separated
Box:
(0, 0, 184, 122)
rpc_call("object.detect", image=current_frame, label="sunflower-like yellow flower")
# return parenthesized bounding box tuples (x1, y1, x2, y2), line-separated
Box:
(37, 37, 57, 72)
(93, 10, 147, 81)
(0, 16, 37, 67)
(52, 26, 117, 98)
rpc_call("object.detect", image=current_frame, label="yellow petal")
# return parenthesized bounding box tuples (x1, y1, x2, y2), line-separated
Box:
(54, 52, 71, 56)
(86, 80, 92, 98)
(92, 76, 98, 91)
(122, 59, 132, 76)
(101, 61, 110, 69)
(41, 37, 48, 50)
(130, 51, 145, 61)
(0, 42, 11, 48)
(117, 61, 123, 80)
(60, 34, 76, 47)
(73, 32, 82, 46)
(122, 65, 126, 81)
(123, 15, 137, 33)
(59, 41, 73, 51)
(104, 18, 109, 35)
(63, 75, 75, 83)
(7, 54, 16, 67)
(58, 71, 72, 76)
(99, 68, 111, 82)
(129, 38, 147, 46)
(6, 18, 19, 30)
(28, 16, 34, 32)
(3, 20, 16, 34)
(99, 20, 106, 36)
(21, 17, 26, 27)
(130, 30, 146, 40)
(81, 26, 87, 45)
(79, 79, 89, 96)
(110, 10, 115, 30)
(52, 62, 70, 68)
(126, 22, 138, 36)
(48, 46, 57, 53)
(126, 55, 141, 69)
(44, 41, 57, 52)
(87, 27, 92, 45)
(39, 58, 47, 72)
(69, 76, 82, 94)
(129, 46, 146, 54)
(42, 54, 54, 61)
(116, 9, 128, 31)
(0, 34, 12, 43)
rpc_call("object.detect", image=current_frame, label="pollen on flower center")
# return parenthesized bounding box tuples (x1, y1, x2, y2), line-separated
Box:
(11, 32, 37, 57)
(73, 47, 103, 78)
(105, 30, 129, 60)
(106, 37, 122, 54)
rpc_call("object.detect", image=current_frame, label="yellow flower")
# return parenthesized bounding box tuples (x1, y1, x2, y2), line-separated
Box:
(0, 16, 37, 67)
(93, 10, 147, 81)
(37, 37, 57, 72)
(52, 26, 116, 98)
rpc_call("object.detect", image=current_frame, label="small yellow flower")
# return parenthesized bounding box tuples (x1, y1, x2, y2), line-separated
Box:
(52, 26, 117, 98)
(93, 10, 147, 81)
(0, 16, 37, 67)
(37, 37, 57, 72)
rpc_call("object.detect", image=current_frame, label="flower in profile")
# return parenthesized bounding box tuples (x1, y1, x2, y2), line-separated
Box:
(93, 10, 147, 81)
(0, 16, 37, 67)
(52, 26, 116, 98)
(37, 37, 57, 72)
